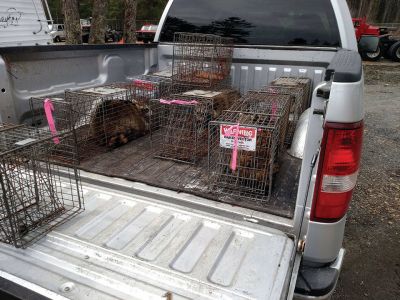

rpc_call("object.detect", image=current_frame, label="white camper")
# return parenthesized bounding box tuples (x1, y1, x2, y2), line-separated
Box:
(0, 0, 52, 47)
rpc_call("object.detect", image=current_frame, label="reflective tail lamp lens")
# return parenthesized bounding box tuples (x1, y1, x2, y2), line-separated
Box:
(311, 122, 364, 222)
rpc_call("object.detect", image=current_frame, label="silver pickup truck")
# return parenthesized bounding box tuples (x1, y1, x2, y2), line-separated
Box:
(0, 0, 364, 299)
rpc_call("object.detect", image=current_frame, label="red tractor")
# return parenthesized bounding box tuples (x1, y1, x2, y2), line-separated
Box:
(353, 17, 400, 62)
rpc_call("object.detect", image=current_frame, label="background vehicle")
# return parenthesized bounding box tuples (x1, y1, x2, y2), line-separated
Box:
(0, 0, 363, 299)
(81, 24, 91, 43)
(49, 24, 65, 42)
(81, 24, 120, 43)
(136, 24, 158, 43)
(353, 17, 400, 61)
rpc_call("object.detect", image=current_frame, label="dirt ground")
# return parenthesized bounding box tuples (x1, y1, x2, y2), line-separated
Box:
(331, 68, 400, 299)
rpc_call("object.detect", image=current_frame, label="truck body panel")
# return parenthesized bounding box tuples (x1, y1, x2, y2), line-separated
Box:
(0, 172, 295, 300)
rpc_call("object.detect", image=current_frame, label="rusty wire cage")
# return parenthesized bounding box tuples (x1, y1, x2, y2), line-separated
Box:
(270, 77, 312, 111)
(129, 75, 172, 130)
(208, 91, 292, 201)
(172, 32, 234, 90)
(149, 95, 213, 164)
(264, 77, 312, 145)
(131, 75, 171, 102)
(0, 123, 83, 248)
(178, 89, 241, 119)
(31, 84, 148, 162)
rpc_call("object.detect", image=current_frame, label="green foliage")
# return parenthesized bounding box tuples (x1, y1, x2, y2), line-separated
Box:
(79, 0, 92, 19)
(137, 0, 166, 20)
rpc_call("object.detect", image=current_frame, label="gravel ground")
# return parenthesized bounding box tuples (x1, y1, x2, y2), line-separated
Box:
(332, 81, 400, 299)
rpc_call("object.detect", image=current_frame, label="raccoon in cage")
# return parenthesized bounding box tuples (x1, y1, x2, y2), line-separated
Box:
(90, 100, 147, 148)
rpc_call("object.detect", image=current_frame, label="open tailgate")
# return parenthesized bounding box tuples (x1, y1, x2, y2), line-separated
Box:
(0, 174, 296, 300)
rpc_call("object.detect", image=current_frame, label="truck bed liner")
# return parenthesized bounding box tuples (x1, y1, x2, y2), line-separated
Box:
(0, 175, 295, 300)
(79, 135, 301, 218)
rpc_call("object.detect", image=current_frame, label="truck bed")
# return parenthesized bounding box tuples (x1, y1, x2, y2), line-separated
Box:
(79, 134, 301, 219)
(0, 174, 295, 300)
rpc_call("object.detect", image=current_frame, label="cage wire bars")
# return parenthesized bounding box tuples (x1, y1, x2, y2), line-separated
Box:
(0, 123, 83, 248)
(172, 32, 234, 91)
(208, 91, 292, 201)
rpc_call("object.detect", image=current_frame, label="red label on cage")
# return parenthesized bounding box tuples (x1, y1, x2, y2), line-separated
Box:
(220, 125, 257, 151)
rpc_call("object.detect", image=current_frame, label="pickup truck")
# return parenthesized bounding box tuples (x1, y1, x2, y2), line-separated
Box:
(0, 0, 363, 299)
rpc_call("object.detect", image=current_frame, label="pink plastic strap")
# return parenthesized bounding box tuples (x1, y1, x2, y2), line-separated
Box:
(44, 98, 60, 144)
(159, 99, 198, 105)
(230, 123, 240, 171)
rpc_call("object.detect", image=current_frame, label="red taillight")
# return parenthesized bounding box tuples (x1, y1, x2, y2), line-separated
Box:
(311, 122, 364, 222)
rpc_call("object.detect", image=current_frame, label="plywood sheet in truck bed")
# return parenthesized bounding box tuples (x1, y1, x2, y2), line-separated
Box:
(79, 135, 301, 218)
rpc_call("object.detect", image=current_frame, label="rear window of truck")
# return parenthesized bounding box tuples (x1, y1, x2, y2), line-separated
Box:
(160, 0, 341, 47)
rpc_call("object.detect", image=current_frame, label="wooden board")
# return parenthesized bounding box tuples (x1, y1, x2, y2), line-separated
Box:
(79, 135, 299, 218)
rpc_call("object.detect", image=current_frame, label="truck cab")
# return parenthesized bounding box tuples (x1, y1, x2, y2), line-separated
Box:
(0, 0, 363, 299)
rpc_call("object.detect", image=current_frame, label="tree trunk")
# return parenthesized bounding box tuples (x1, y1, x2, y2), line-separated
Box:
(123, 0, 137, 43)
(62, 0, 82, 44)
(89, 0, 109, 44)
(346, 0, 400, 23)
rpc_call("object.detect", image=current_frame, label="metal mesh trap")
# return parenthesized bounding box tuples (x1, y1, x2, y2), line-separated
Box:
(31, 84, 148, 162)
(172, 32, 234, 90)
(264, 77, 312, 145)
(30, 95, 80, 165)
(149, 95, 213, 164)
(270, 77, 312, 111)
(131, 75, 171, 103)
(0, 123, 83, 248)
(129, 75, 172, 131)
(208, 91, 291, 201)
(179, 89, 241, 119)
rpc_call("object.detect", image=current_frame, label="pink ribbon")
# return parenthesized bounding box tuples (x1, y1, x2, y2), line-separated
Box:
(230, 123, 240, 171)
(159, 99, 198, 105)
(43, 98, 60, 144)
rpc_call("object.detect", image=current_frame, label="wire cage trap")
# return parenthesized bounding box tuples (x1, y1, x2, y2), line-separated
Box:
(208, 91, 292, 201)
(129, 75, 172, 130)
(150, 95, 213, 164)
(179, 89, 241, 119)
(264, 77, 312, 145)
(270, 77, 312, 111)
(66, 84, 147, 151)
(131, 75, 171, 104)
(172, 32, 234, 90)
(31, 84, 148, 162)
(0, 123, 83, 248)
(30, 95, 80, 165)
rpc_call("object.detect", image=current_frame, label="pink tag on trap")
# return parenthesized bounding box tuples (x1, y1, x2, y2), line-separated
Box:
(43, 98, 60, 144)
(159, 99, 198, 105)
(230, 123, 240, 171)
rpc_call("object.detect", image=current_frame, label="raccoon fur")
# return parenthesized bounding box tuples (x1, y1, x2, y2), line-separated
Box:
(90, 100, 147, 148)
